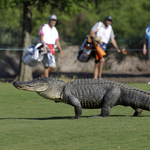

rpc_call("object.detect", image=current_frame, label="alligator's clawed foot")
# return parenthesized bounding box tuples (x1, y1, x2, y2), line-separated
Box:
(74, 116, 80, 119)
(88, 115, 103, 118)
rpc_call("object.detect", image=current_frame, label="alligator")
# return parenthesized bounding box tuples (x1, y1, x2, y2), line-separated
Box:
(13, 77, 147, 119)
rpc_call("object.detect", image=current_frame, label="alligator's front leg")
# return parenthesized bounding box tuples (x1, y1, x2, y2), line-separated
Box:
(68, 95, 82, 119)
(101, 87, 121, 117)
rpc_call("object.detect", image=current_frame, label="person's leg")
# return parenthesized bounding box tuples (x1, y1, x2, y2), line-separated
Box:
(48, 67, 56, 74)
(41, 54, 49, 77)
(47, 54, 56, 76)
(147, 49, 150, 84)
(41, 67, 56, 77)
(98, 58, 105, 78)
(43, 67, 49, 77)
(148, 49, 150, 65)
(94, 62, 100, 79)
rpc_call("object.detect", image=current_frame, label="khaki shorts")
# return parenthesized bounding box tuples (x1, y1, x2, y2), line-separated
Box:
(42, 53, 56, 67)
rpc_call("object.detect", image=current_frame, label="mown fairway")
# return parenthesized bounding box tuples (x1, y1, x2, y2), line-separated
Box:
(0, 81, 150, 150)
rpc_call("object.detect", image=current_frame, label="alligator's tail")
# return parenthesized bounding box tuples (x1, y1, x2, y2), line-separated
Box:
(122, 88, 150, 111)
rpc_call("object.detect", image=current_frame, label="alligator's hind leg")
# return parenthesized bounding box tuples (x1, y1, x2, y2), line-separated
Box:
(101, 87, 121, 117)
(132, 108, 143, 116)
(68, 95, 82, 119)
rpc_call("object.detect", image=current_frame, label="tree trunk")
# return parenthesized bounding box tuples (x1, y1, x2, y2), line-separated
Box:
(18, 1, 32, 82)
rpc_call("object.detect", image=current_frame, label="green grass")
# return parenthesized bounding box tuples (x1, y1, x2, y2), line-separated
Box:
(0, 82, 150, 150)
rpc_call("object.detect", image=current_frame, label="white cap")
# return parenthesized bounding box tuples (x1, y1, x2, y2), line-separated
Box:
(49, 14, 57, 21)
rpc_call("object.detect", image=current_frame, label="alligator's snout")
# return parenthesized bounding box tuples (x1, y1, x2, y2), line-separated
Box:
(13, 81, 20, 87)
(13, 81, 22, 88)
(13, 80, 49, 92)
(13, 81, 26, 90)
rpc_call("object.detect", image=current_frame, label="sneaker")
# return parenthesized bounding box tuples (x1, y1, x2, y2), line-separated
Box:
(148, 82, 150, 84)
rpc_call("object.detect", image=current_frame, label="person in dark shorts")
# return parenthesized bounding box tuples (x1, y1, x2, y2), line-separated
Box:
(90, 16, 120, 79)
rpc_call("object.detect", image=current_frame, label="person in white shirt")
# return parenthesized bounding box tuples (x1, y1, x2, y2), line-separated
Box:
(39, 14, 63, 77)
(90, 16, 120, 79)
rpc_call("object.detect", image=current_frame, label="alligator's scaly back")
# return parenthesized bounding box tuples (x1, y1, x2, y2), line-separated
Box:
(66, 79, 150, 110)
(13, 77, 150, 119)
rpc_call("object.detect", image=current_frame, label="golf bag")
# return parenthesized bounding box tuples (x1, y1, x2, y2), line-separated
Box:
(22, 43, 45, 67)
(77, 36, 93, 62)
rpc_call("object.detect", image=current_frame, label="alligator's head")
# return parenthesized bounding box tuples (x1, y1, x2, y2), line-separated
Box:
(13, 77, 65, 100)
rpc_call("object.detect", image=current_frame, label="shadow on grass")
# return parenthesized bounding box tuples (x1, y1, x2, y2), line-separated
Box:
(0, 116, 73, 120)
(0, 114, 150, 120)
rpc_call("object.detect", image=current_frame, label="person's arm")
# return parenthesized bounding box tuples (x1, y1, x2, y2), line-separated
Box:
(56, 40, 63, 58)
(40, 34, 47, 52)
(90, 30, 96, 37)
(111, 38, 120, 53)
(143, 39, 148, 55)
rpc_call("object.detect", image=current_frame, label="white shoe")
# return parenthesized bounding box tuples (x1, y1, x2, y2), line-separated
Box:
(148, 82, 150, 84)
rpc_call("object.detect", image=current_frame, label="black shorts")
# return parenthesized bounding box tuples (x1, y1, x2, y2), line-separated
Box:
(91, 51, 106, 64)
